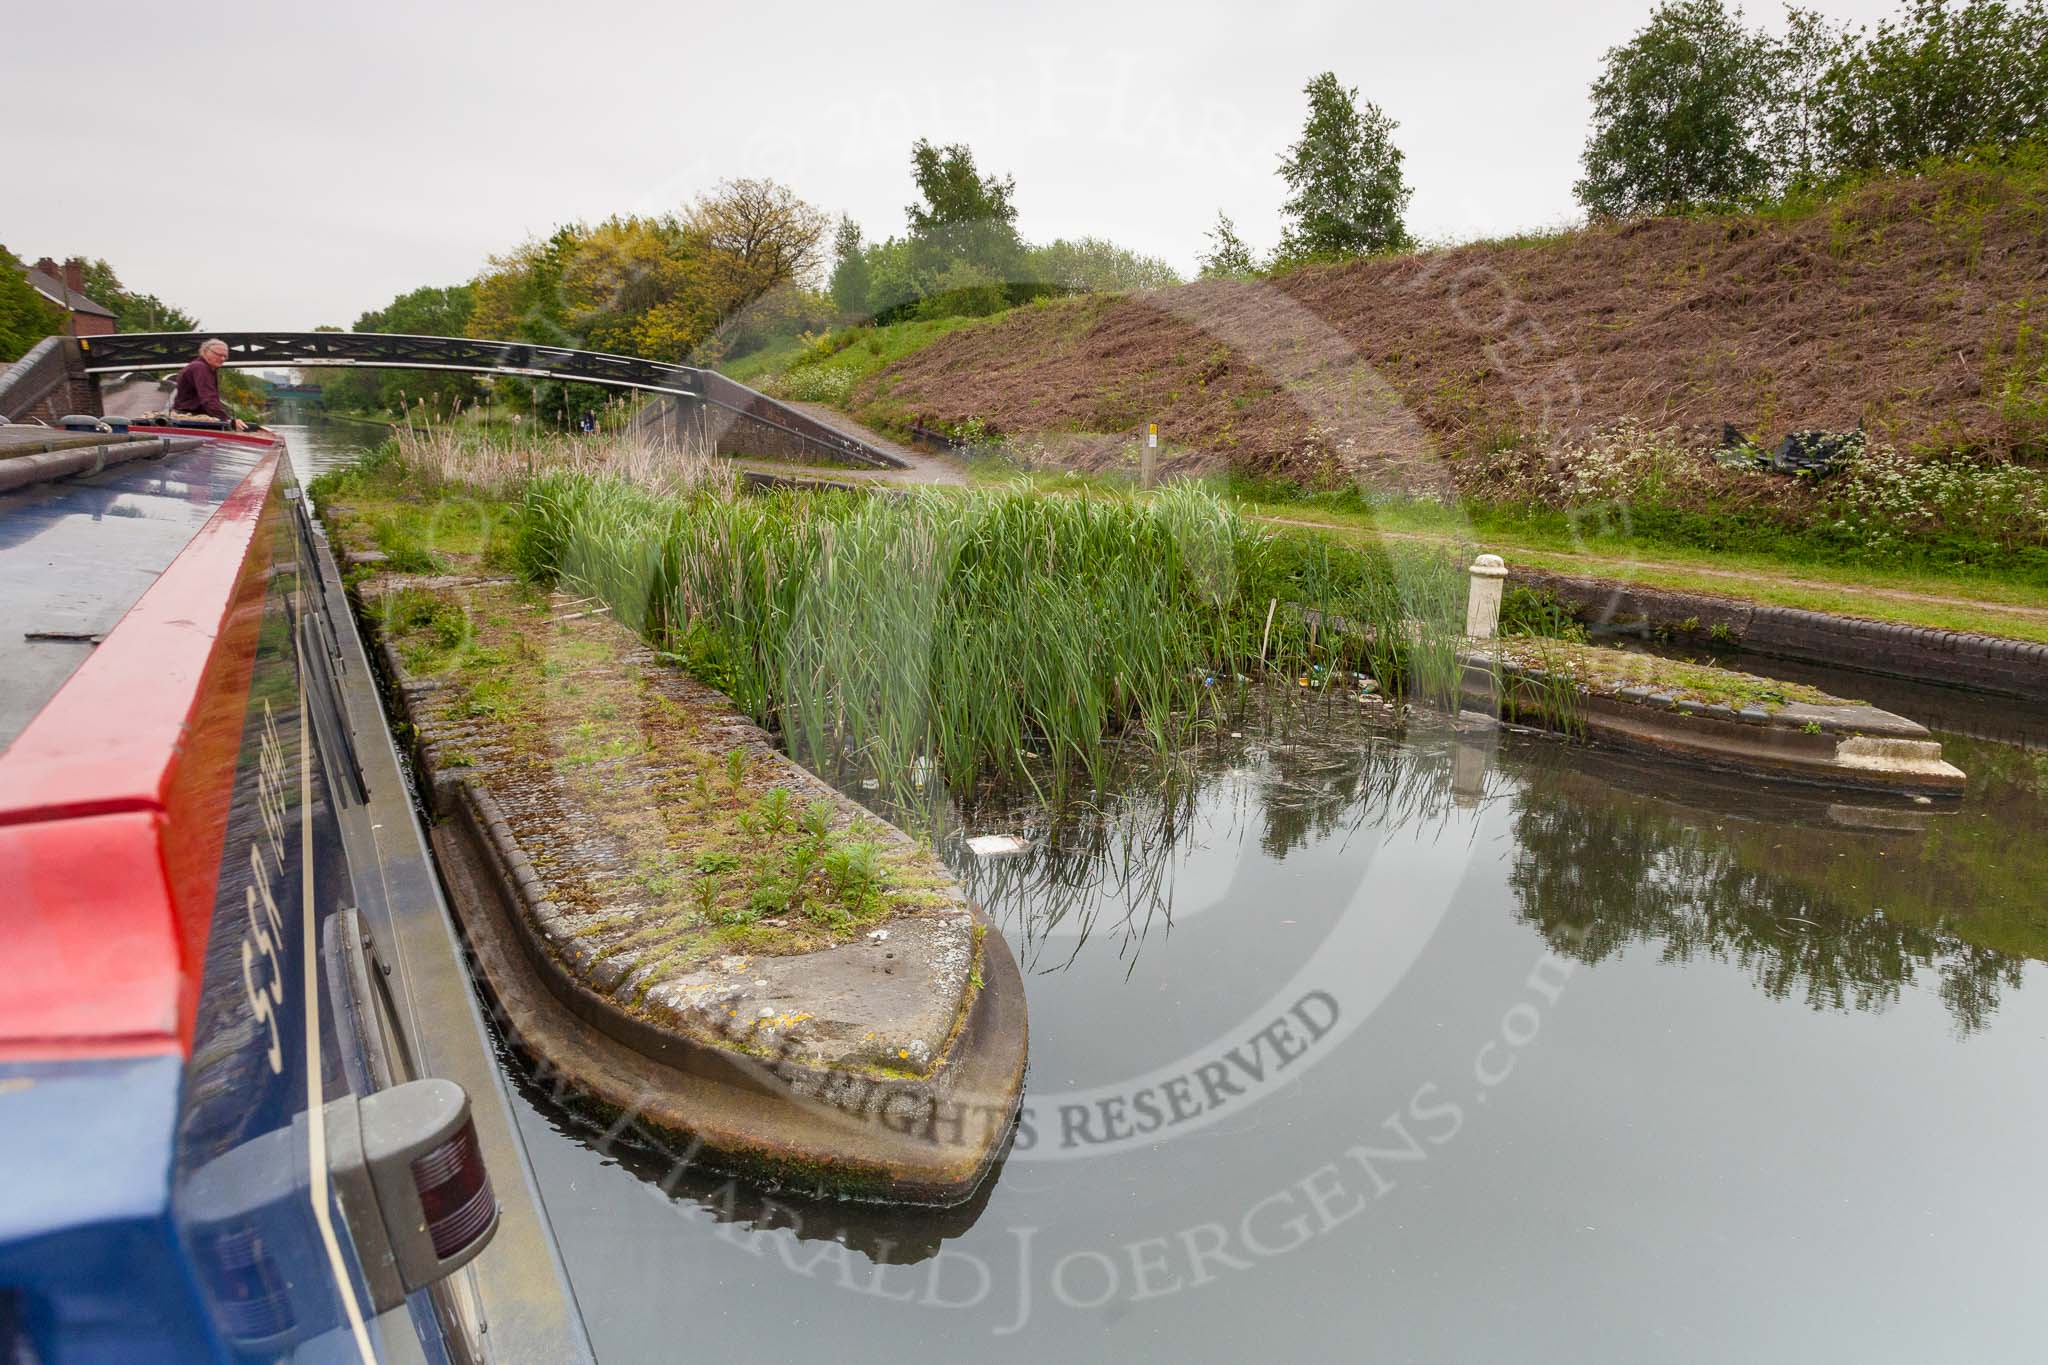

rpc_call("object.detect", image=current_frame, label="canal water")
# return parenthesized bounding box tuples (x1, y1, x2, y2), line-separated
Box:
(505, 688, 2048, 1362)
(289, 421, 2047, 1360)
(272, 418, 388, 484)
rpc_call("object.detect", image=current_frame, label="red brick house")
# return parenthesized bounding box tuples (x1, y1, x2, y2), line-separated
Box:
(15, 256, 116, 337)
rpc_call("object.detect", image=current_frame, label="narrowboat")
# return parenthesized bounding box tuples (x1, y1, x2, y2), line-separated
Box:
(0, 428, 592, 1363)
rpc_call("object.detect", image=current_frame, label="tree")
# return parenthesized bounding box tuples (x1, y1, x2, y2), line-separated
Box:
(857, 236, 920, 320)
(560, 216, 694, 357)
(829, 215, 871, 316)
(218, 368, 270, 420)
(1820, 0, 2048, 172)
(680, 179, 831, 358)
(1575, 0, 1776, 217)
(904, 139, 1026, 287)
(0, 249, 64, 361)
(469, 226, 580, 347)
(1023, 238, 1182, 292)
(1198, 212, 1259, 278)
(683, 178, 830, 305)
(458, 179, 831, 392)
(75, 259, 198, 332)
(1761, 6, 1858, 192)
(1276, 73, 1414, 260)
(333, 282, 483, 414)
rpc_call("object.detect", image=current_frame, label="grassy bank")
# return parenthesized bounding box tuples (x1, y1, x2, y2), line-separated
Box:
(708, 158, 2048, 625)
(1238, 490, 2048, 643)
(725, 314, 996, 409)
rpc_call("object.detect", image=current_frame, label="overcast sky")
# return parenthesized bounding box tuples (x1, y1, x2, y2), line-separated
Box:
(2, 0, 1906, 331)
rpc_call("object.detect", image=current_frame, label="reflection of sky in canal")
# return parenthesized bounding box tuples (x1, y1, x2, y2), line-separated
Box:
(504, 687, 2048, 1364)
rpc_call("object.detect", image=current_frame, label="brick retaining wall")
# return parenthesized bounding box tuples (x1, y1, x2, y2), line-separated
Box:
(0, 337, 101, 423)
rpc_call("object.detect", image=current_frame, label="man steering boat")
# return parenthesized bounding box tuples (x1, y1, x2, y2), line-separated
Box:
(170, 337, 249, 431)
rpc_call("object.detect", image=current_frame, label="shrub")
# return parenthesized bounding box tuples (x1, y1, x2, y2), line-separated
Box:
(1820, 442, 2048, 557)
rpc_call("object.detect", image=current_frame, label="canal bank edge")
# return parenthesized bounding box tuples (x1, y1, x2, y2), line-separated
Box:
(345, 573, 1027, 1205)
(1516, 566, 2048, 703)
(434, 777, 1028, 1204)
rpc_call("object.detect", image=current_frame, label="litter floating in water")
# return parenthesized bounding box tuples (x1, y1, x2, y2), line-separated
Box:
(967, 834, 1031, 858)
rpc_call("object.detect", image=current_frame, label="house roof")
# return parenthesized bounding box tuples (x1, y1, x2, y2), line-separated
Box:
(20, 265, 117, 320)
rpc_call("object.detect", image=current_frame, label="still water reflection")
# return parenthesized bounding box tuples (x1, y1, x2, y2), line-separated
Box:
(501, 687, 2048, 1363)
(270, 418, 388, 485)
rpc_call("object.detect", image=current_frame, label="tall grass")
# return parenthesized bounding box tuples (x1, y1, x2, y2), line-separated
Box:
(388, 413, 736, 500)
(520, 473, 1481, 799)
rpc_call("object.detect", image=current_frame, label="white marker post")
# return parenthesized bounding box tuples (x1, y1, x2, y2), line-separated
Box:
(1142, 421, 1158, 489)
(1466, 553, 1508, 640)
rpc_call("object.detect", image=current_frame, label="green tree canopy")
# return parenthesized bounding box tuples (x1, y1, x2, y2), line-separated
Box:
(904, 139, 1026, 288)
(75, 259, 198, 332)
(1821, 0, 2048, 171)
(1761, 6, 1859, 192)
(1023, 237, 1181, 292)
(1197, 212, 1259, 278)
(828, 215, 870, 316)
(1276, 72, 1414, 260)
(0, 249, 65, 362)
(322, 282, 483, 415)
(1575, 0, 1776, 217)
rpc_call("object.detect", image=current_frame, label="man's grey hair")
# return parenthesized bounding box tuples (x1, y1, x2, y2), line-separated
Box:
(200, 338, 228, 356)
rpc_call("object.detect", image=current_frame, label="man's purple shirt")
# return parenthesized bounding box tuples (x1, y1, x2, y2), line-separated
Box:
(171, 358, 229, 420)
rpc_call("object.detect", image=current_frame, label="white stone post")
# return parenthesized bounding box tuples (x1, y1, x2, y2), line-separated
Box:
(1466, 553, 1508, 640)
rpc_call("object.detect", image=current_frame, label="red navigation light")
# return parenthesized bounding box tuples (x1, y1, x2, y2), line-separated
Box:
(351, 1078, 501, 1300)
(410, 1116, 496, 1261)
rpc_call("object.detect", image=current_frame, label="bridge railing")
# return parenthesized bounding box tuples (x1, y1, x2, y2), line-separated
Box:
(76, 332, 703, 397)
(76, 332, 905, 470)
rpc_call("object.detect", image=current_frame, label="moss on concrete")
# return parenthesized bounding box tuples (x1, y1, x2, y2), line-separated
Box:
(1493, 636, 1857, 712)
(317, 467, 976, 1069)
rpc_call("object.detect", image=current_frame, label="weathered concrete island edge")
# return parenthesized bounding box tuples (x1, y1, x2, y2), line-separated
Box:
(356, 581, 1028, 1207)
(1462, 653, 1967, 797)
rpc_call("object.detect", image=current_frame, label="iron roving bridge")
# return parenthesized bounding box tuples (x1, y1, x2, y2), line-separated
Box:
(73, 331, 900, 468)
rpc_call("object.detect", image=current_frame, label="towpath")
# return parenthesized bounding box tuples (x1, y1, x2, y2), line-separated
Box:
(1253, 513, 2048, 641)
(773, 402, 970, 486)
(723, 404, 2048, 644)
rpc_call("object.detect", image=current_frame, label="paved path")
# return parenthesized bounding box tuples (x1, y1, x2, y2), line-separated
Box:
(96, 377, 171, 418)
(779, 402, 970, 486)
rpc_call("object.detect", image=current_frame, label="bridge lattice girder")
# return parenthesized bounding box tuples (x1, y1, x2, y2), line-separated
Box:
(77, 331, 701, 396)
(76, 332, 901, 469)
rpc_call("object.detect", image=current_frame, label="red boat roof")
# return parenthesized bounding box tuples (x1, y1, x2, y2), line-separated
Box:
(0, 443, 282, 1061)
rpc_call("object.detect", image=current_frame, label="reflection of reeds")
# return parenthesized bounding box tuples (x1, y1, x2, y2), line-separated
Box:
(949, 694, 1506, 974)
(521, 473, 1483, 800)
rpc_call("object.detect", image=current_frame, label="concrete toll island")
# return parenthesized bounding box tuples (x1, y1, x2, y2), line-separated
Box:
(319, 513, 1026, 1206)
(1458, 556, 1968, 798)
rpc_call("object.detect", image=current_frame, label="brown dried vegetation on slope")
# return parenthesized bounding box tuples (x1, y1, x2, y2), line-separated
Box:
(861, 167, 2048, 483)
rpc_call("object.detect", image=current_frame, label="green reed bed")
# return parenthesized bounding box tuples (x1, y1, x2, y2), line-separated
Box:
(517, 473, 1484, 797)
